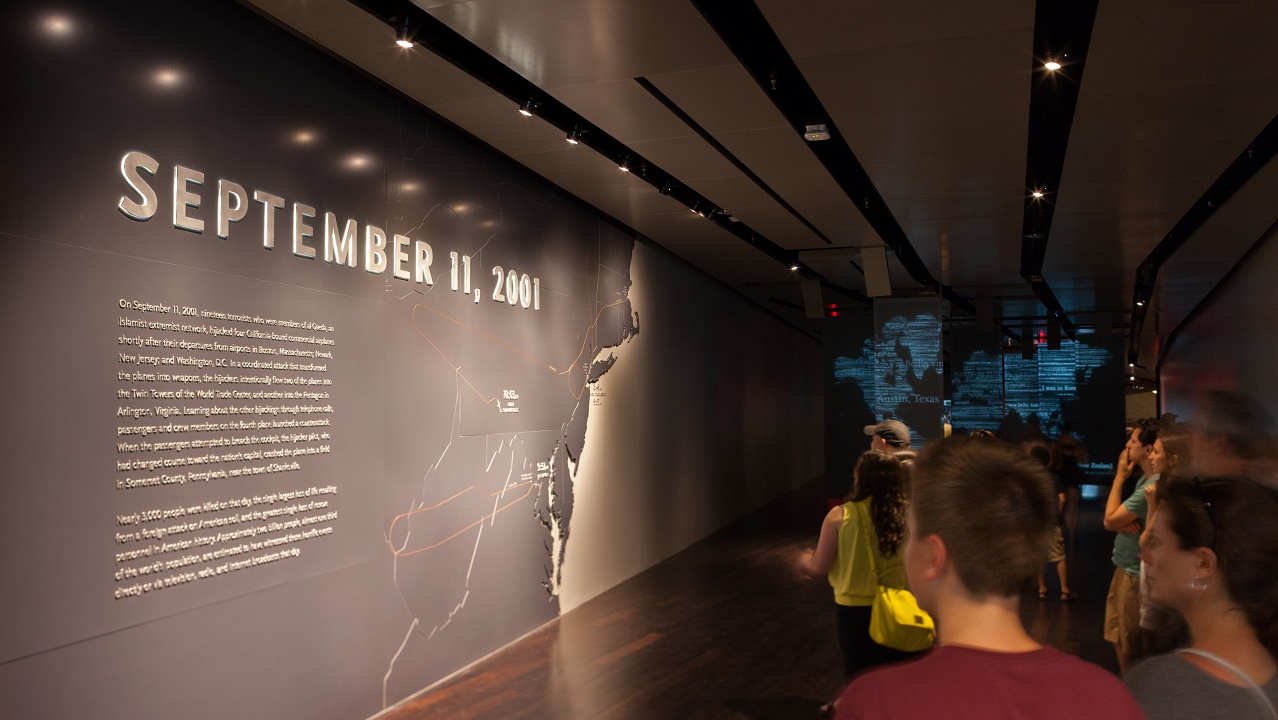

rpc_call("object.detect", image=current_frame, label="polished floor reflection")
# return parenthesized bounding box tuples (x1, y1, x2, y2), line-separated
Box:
(383, 479, 1119, 719)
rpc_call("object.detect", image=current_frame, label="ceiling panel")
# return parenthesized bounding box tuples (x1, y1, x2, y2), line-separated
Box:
(552, 80, 699, 144)
(420, 0, 735, 88)
(759, 0, 1032, 58)
(789, 31, 1032, 291)
(714, 205, 825, 251)
(646, 66, 877, 246)
(1044, 0, 1278, 316)
(714, 127, 873, 244)
(250, 0, 496, 106)
(652, 227, 800, 287)
(624, 135, 741, 183)
(515, 145, 651, 195)
(248, 0, 1278, 348)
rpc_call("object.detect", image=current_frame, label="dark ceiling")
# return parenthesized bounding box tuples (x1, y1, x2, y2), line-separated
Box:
(243, 0, 1278, 384)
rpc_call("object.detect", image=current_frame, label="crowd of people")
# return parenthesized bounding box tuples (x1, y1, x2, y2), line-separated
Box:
(796, 391, 1278, 719)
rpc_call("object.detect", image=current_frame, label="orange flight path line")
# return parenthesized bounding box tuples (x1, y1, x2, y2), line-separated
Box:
(388, 480, 535, 558)
(411, 297, 630, 403)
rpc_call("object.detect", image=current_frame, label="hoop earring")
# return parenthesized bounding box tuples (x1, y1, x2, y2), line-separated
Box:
(1189, 576, 1208, 591)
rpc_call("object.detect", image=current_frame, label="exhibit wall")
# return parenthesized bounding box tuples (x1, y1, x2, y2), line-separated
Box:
(1160, 221, 1278, 419)
(0, 2, 823, 718)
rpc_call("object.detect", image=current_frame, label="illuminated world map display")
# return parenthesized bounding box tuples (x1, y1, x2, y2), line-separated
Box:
(949, 329, 1126, 473)
(826, 299, 943, 498)
(828, 311, 1125, 496)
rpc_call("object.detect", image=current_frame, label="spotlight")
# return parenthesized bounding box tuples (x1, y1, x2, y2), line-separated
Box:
(395, 19, 414, 48)
(618, 157, 631, 172)
(518, 99, 534, 117)
(1129, 375, 1136, 381)
(659, 180, 673, 195)
(1153, 390, 1158, 395)
(566, 128, 580, 145)
(1044, 60, 1062, 71)
(790, 263, 800, 271)
(690, 202, 700, 214)
(1032, 190, 1045, 198)
(1136, 300, 1144, 307)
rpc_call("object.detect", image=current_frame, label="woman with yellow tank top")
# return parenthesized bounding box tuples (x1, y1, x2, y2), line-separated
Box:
(799, 450, 921, 714)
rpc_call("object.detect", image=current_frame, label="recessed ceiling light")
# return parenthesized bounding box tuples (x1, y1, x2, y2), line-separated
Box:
(1044, 61, 1062, 71)
(396, 20, 414, 48)
(153, 68, 182, 88)
(40, 14, 75, 38)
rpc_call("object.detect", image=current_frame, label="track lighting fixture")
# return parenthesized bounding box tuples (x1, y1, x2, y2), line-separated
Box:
(690, 202, 700, 215)
(566, 128, 580, 145)
(518, 99, 534, 117)
(1044, 60, 1061, 71)
(618, 156, 631, 172)
(1032, 189, 1045, 198)
(395, 19, 413, 48)
(659, 180, 673, 195)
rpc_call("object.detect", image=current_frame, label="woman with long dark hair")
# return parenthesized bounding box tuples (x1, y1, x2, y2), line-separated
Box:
(799, 450, 920, 713)
(1127, 476, 1278, 718)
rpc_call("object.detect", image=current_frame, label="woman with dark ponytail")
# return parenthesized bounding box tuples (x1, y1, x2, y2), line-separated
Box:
(798, 450, 921, 714)
(1127, 475, 1278, 718)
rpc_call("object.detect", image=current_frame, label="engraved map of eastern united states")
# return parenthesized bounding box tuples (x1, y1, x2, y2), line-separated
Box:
(379, 216, 638, 696)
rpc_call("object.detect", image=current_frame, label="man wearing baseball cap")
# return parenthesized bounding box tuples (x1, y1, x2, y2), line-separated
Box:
(865, 419, 911, 452)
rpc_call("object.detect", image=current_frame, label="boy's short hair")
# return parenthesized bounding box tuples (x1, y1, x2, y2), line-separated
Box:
(912, 437, 1056, 597)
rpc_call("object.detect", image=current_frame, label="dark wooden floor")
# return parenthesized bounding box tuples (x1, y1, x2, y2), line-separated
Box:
(382, 479, 1120, 720)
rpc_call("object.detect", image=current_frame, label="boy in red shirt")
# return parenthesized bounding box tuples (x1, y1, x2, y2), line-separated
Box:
(835, 437, 1145, 720)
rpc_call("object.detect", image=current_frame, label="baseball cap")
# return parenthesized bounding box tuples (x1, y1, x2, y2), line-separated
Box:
(864, 419, 911, 446)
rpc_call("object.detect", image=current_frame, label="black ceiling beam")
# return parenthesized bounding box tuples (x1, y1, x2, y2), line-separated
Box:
(690, 0, 1022, 345)
(1020, 0, 1101, 338)
(1128, 110, 1278, 364)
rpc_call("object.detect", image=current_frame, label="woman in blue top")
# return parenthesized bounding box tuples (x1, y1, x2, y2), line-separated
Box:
(799, 450, 919, 713)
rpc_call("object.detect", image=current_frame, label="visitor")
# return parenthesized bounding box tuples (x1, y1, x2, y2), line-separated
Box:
(1127, 476, 1278, 718)
(798, 451, 919, 714)
(1104, 419, 1160, 674)
(832, 437, 1143, 719)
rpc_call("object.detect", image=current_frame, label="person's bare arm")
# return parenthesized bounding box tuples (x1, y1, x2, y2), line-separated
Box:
(798, 506, 843, 576)
(1105, 448, 1141, 531)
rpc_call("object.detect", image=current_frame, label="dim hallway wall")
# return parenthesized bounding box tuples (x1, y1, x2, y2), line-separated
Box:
(1160, 220, 1278, 418)
(560, 240, 823, 612)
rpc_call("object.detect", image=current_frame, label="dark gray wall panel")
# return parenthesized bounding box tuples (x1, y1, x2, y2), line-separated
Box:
(1, 1, 822, 717)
